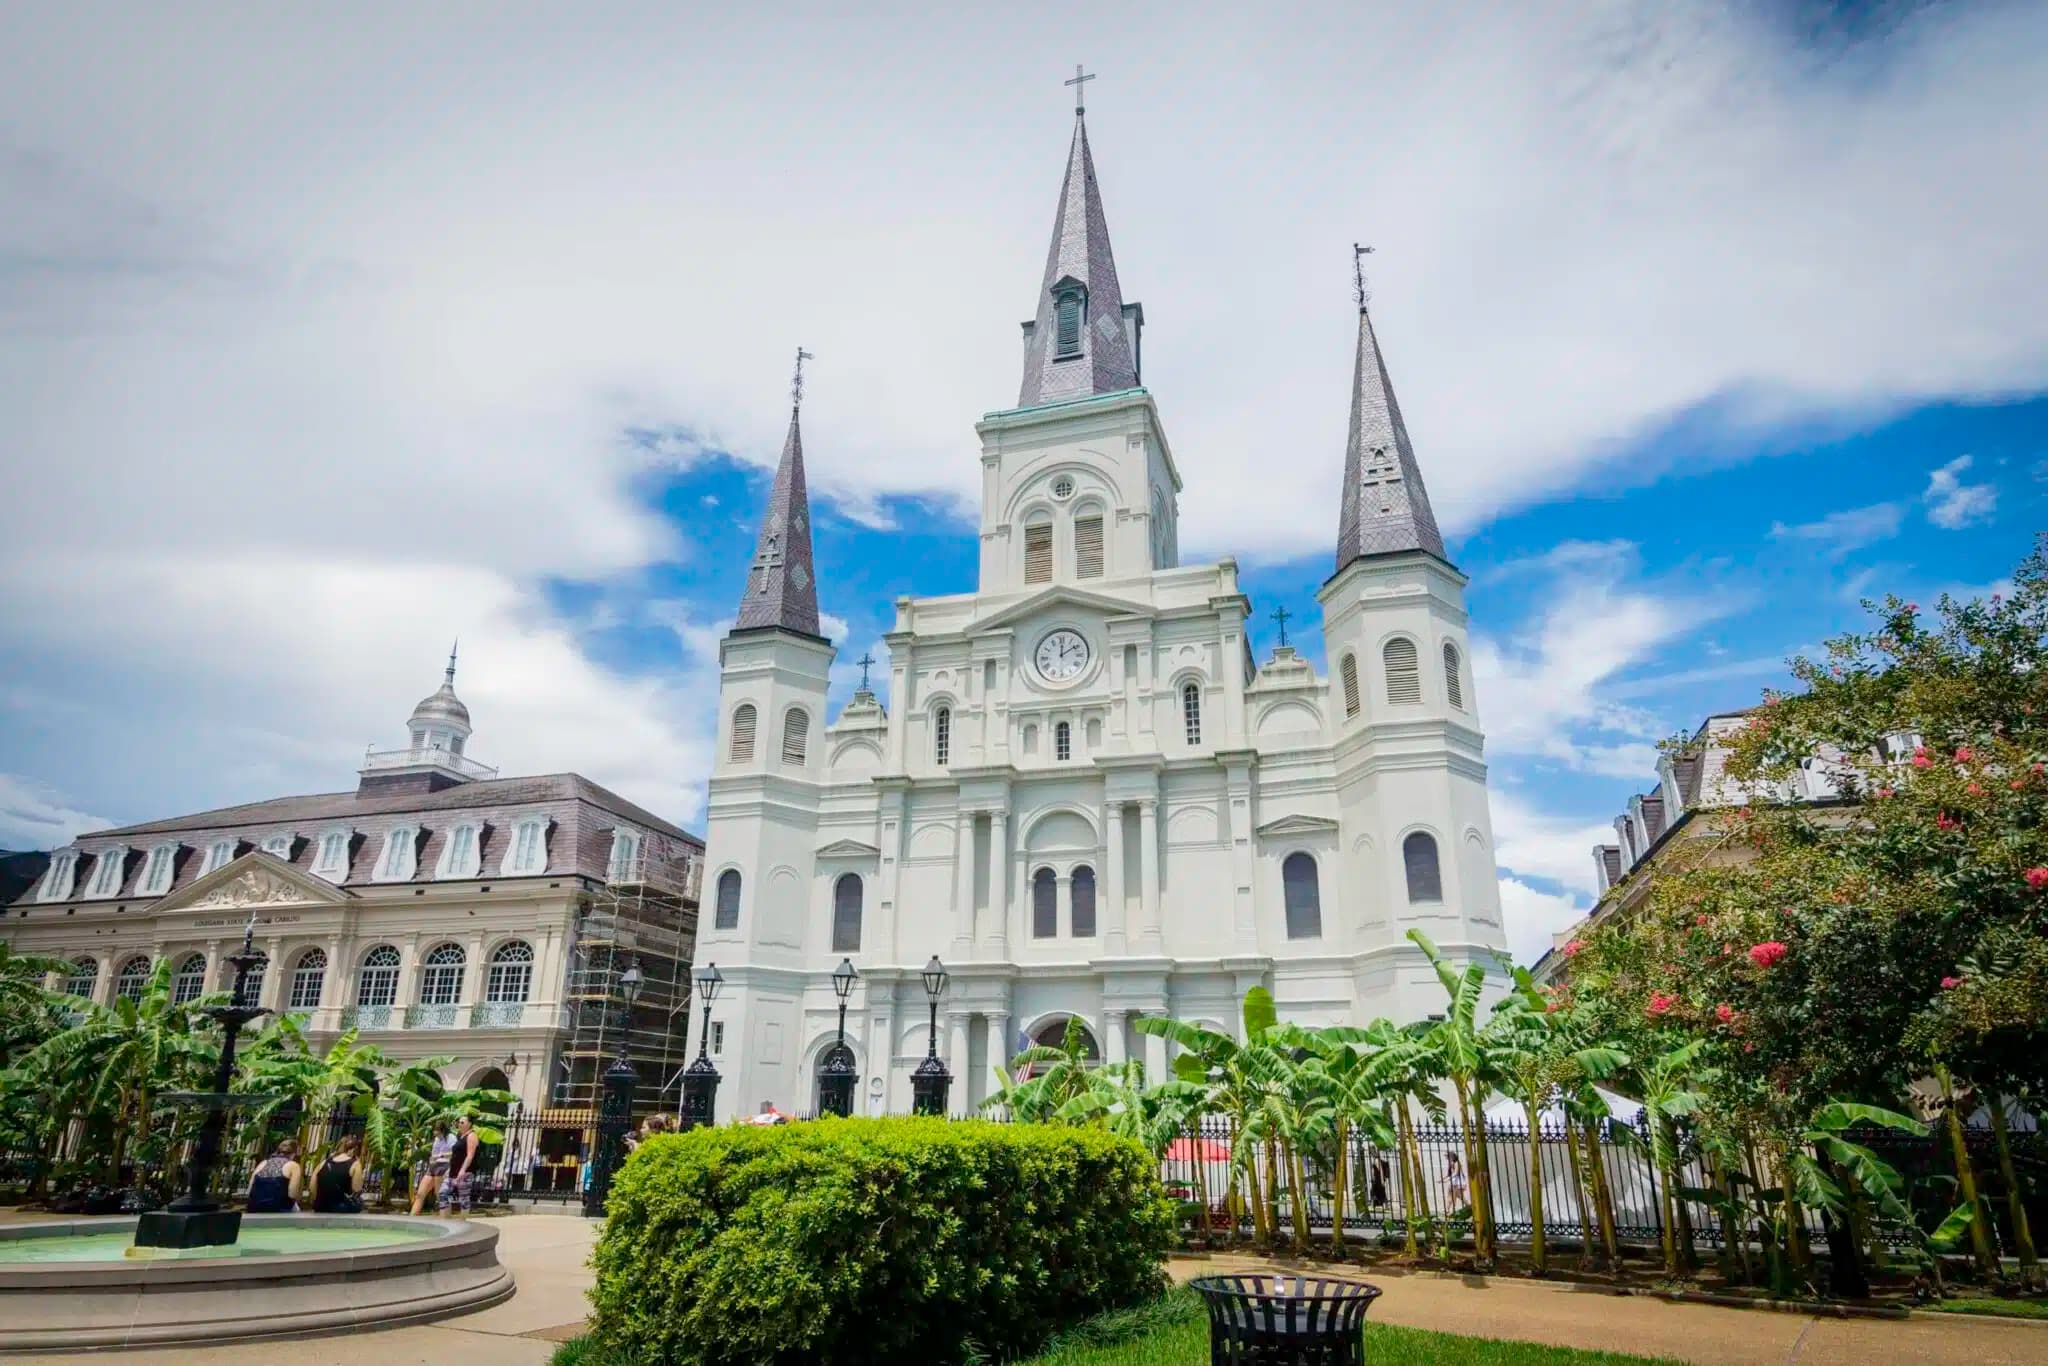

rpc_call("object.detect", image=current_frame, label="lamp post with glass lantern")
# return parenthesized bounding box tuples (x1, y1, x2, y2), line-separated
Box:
(910, 956, 950, 1116)
(819, 958, 859, 1117)
(583, 960, 643, 1216)
(680, 962, 723, 1130)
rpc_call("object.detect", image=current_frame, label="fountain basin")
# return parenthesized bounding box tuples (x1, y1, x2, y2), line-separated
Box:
(0, 1214, 513, 1351)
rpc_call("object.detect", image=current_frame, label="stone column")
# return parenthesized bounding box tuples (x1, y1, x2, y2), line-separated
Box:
(318, 933, 345, 1031)
(1144, 1023, 1168, 1086)
(986, 809, 1009, 956)
(203, 939, 224, 993)
(93, 953, 117, 1006)
(946, 1010, 972, 1118)
(868, 996, 897, 1114)
(1104, 1008, 1128, 1066)
(259, 936, 285, 1011)
(951, 809, 975, 957)
(1056, 872, 1073, 939)
(467, 931, 486, 1011)
(394, 932, 423, 1018)
(986, 1010, 1012, 1083)
(1104, 802, 1127, 955)
(1138, 799, 1162, 950)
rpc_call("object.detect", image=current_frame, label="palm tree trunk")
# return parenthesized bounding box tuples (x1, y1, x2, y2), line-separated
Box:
(1525, 1100, 1548, 1274)
(1987, 1098, 2040, 1291)
(1936, 1064, 2000, 1277)
(1329, 1117, 1350, 1259)
(1583, 1119, 1621, 1269)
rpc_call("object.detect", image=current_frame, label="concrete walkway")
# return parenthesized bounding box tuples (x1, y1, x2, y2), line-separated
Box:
(1167, 1253, 2048, 1365)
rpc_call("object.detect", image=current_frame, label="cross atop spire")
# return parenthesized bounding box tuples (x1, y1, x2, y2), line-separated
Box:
(1065, 64, 1095, 116)
(733, 356, 824, 639)
(1333, 251, 1447, 570)
(1016, 94, 1141, 408)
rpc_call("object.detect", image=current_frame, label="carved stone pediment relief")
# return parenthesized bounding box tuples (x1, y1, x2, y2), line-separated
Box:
(193, 868, 309, 909)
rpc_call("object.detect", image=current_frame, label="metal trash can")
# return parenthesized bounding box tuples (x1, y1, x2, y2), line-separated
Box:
(1188, 1274, 1383, 1366)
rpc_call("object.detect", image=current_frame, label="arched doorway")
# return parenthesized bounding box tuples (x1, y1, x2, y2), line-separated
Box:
(1023, 1016, 1100, 1075)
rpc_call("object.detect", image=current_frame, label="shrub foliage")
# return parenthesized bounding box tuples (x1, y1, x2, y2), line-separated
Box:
(587, 1116, 1173, 1365)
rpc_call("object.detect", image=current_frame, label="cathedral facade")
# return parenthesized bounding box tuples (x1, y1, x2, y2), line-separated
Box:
(699, 109, 1507, 1119)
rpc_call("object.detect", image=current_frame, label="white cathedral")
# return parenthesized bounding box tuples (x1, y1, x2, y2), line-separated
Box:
(697, 105, 1507, 1118)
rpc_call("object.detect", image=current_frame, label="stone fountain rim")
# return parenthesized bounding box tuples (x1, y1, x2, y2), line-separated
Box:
(0, 1214, 495, 1288)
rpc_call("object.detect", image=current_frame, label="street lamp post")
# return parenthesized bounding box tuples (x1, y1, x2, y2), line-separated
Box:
(583, 961, 643, 1217)
(819, 958, 859, 1117)
(680, 962, 723, 1131)
(910, 956, 950, 1116)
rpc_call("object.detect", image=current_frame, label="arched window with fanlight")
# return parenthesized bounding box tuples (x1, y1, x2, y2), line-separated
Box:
(1442, 642, 1465, 710)
(1182, 682, 1202, 745)
(171, 952, 208, 1005)
(1403, 832, 1444, 903)
(832, 873, 863, 952)
(418, 943, 466, 1006)
(65, 957, 98, 1000)
(288, 949, 327, 1012)
(1384, 638, 1421, 705)
(355, 946, 400, 1007)
(116, 956, 152, 1002)
(933, 706, 951, 767)
(234, 953, 268, 1008)
(714, 868, 742, 931)
(1282, 852, 1322, 939)
(1032, 867, 1057, 938)
(486, 941, 534, 1004)
(1071, 866, 1097, 937)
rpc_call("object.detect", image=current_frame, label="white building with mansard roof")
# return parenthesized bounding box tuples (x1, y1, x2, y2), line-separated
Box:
(699, 103, 1507, 1119)
(2, 652, 703, 1117)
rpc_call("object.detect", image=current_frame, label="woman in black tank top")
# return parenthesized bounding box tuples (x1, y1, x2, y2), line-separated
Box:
(312, 1134, 366, 1213)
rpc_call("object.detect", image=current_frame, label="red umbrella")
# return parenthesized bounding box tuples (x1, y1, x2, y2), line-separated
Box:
(1165, 1135, 1232, 1162)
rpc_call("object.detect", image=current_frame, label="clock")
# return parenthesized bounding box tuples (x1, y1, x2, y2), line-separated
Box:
(1035, 629, 1091, 682)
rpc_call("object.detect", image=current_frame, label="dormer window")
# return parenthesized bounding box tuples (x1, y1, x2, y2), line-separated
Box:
(138, 843, 178, 896)
(260, 833, 293, 860)
(34, 850, 79, 903)
(202, 839, 236, 876)
(502, 817, 549, 876)
(608, 828, 642, 883)
(1053, 284, 1086, 360)
(436, 821, 482, 879)
(312, 829, 352, 882)
(375, 826, 419, 882)
(85, 847, 127, 899)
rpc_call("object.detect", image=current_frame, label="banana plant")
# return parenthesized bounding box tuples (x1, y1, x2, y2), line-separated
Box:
(1408, 929, 1504, 1263)
(1629, 1036, 1713, 1279)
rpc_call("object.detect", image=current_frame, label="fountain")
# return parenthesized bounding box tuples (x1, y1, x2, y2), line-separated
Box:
(0, 909, 512, 1350)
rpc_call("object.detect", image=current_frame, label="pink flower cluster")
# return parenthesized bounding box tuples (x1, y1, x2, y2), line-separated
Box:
(1911, 748, 1932, 769)
(1941, 976, 1963, 990)
(1715, 1003, 1735, 1024)
(2026, 867, 2048, 892)
(1563, 939, 1585, 958)
(1748, 941, 1789, 969)
(1647, 992, 1677, 1017)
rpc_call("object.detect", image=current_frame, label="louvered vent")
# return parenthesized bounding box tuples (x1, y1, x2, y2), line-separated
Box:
(1074, 516, 1104, 579)
(1384, 638, 1421, 705)
(1443, 643, 1464, 709)
(781, 707, 809, 766)
(1024, 523, 1054, 583)
(730, 704, 756, 762)
(1340, 655, 1361, 718)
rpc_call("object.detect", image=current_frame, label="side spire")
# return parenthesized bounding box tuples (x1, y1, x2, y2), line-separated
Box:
(1018, 78, 1140, 407)
(1334, 248, 1446, 570)
(734, 349, 823, 637)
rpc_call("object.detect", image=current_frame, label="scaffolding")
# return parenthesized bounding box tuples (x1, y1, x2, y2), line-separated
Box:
(553, 837, 701, 1112)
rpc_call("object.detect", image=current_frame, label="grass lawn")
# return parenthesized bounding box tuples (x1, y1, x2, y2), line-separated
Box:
(1016, 1288, 1681, 1366)
(1918, 1295, 2048, 1321)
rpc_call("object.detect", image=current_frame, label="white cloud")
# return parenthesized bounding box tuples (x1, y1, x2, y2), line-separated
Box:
(1768, 502, 1904, 558)
(1923, 455, 1999, 529)
(1489, 786, 1617, 899)
(0, 774, 111, 850)
(1497, 875, 1592, 970)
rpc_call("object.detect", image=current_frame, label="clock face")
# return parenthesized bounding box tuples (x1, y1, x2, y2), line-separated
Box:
(1035, 629, 1091, 682)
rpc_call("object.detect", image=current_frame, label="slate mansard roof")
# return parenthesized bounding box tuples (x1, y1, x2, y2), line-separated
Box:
(10, 774, 701, 909)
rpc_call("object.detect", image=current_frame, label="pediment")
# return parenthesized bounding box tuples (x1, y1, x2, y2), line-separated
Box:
(815, 839, 881, 858)
(973, 584, 1144, 634)
(1255, 814, 1341, 838)
(153, 850, 353, 915)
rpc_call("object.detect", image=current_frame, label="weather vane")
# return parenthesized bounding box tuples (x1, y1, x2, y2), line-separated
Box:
(1353, 243, 1374, 310)
(1271, 604, 1292, 649)
(791, 346, 815, 411)
(855, 651, 876, 692)
(1065, 64, 1095, 116)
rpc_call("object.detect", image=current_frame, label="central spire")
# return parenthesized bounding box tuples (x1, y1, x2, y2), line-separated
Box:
(1333, 260, 1446, 570)
(1017, 103, 1141, 407)
(733, 351, 823, 638)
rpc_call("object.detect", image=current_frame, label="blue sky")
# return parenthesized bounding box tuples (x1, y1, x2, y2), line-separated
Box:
(2, 2, 2043, 963)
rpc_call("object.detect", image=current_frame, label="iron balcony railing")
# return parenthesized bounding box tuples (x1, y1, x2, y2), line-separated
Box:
(405, 1002, 464, 1029)
(340, 1004, 396, 1030)
(470, 1001, 531, 1028)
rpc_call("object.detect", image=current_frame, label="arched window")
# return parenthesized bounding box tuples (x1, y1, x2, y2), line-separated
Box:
(1383, 638, 1421, 706)
(832, 873, 863, 952)
(1403, 832, 1444, 903)
(933, 707, 951, 766)
(116, 956, 151, 1002)
(171, 952, 208, 1005)
(288, 949, 327, 1011)
(503, 818, 548, 875)
(418, 943, 466, 1005)
(1442, 642, 1464, 709)
(65, 957, 98, 999)
(356, 946, 400, 1006)
(781, 708, 809, 766)
(730, 703, 757, 763)
(486, 941, 535, 1004)
(201, 839, 235, 876)
(1182, 682, 1202, 745)
(138, 843, 177, 895)
(1340, 654, 1361, 718)
(607, 828, 641, 882)
(376, 826, 418, 881)
(1032, 867, 1057, 938)
(1071, 866, 1097, 937)
(1055, 721, 1072, 762)
(234, 953, 268, 1008)
(436, 822, 481, 879)
(714, 869, 742, 931)
(1282, 852, 1322, 939)
(86, 847, 128, 897)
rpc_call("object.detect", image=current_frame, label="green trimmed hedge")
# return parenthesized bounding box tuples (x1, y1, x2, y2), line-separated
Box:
(587, 1117, 1173, 1365)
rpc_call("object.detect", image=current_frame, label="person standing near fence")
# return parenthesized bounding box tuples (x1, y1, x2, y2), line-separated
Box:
(446, 1116, 480, 1217)
(411, 1122, 453, 1215)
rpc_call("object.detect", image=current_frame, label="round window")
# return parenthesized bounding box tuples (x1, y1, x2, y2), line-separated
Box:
(1051, 476, 1074, 500)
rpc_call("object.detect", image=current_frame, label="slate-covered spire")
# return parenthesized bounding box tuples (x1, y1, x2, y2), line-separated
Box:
(734, 399, 822, 637)
(1333, 300, 1446, 570)
(1018, 111, 1141, 407)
